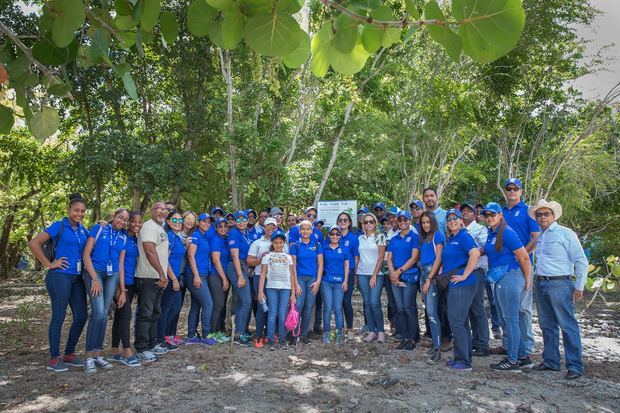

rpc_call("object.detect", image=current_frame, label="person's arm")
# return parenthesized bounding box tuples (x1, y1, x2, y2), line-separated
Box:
(387, 251, 399, 284)
(142, 242, 167, 288)
(451, 248, 481, 283)
(211, 251, 229, 290)
(514, 247, 532, 290)
(82, 237, 102, 296)
(290, 257, 299, 300)
(186, 243, 202, 288)
(525, 232, 540, 254)
(230, 248, 246, 287)
(311, 253, 324, 294)
(167, 263, 180, 291)
(398, 247, 420, 274)
(566, 230, 588, 300)
(28, 231, 67, 270)
(370, 245, 386, 288)
(342, 259, 350, 291)
(422, 244, 444, 294)
(116, 249, 127, 307)
(257, 263, 267, 303)
(246, 254, 262, 267)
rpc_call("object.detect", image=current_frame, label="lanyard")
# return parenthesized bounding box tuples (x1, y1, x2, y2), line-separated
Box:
(107, 226, 121, 260)
(71, 224, 82, 249)
(239, 229, 250, 246)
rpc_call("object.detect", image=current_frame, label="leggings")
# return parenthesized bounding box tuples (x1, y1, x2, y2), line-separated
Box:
(111, 285, 136, 349)
(208, 274, 228, 333)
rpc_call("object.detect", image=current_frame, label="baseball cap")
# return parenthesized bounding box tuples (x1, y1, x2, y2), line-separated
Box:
(304, 206, 317, 214)
(447, 208, 462, 219)
(483, 202, 502, 213)
(215, 217, 227, 226)
(373, 202, 386, 211)
(328, 225, 342, 234)
(357, 207, 370, 215)
(386, 206, 400, 216)
(269, 207, 283, 216)
(460, 203, 476, 212)
(233, 211, 248, 219)
(270, 230, 286, 241)
(504, 178, 523, 189)
(264, 217, 277, 227)
(197, 212, 210, 221)
(396, 210, 411, 220)
(409, 200, 423, 209)
(211, 206, 224, 215)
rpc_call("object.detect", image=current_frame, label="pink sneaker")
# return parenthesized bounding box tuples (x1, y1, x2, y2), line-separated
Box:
(165, 336, 177, 346)
(173, 335, 185, 345)
(377, 332, 386, 343)
(364, 332, 376, 343)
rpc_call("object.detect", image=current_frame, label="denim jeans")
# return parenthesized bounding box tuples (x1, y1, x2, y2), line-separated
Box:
(295, 276, 319, 337)
(391, 280, 418, 341)
(469, 269, 490, 351)
(158, 281, 181, 342)
(84, 270, 119, 352)
(495, 268, 527, 363)
(313, 291, 323, 331)
(342, 270, 356, 329)
(253, 272, 268, 338)
(520, 271, 535, 355)
(321, 282, 344, 333)
(168, 272, 187, 337)
(185, 273, 213, 337)
(226, 262, 252, 335)
(134, 278, 164, 353)
(486, 281, 501, 330)
(383, 274, 398, 331)
(45, 271, 88, 358)
(535, 278, 583, 373)
(357, 274, 384, 333)
(266, 288, 291, 342)
(447, 280, 478, 367)
(420, 266, 441, 349)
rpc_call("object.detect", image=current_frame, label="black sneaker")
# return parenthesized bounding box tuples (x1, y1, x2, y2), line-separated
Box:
(565, 370, 582, 380)
(490, 358, 522, 372)
(517, 357, 534, 369)
(426, 349, 441, 365)
(267, 341, 276, 351)
(391, 334, 404, 342)
(472, 348, 490, 357)
(163, 342, 179, 352)
(308, 330, 322, 339)
(492, 328, 502, 340)
(300, 336, 310, 345)
(234, 335, 251, 346)
(425, 347, 435, 356)
(402, 340, 415, 351)
(532, 362, 560, 372)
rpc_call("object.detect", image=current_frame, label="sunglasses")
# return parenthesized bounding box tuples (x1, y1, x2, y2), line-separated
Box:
(306, 213, 317, 218)
(170, 218, 183, 224)
(363, 220, 375, 225)
(483, 212, 498, 219)
(410, 206, 421, 211)
(374, 208, 383, 212)
(236, 217, 248, 223)
(337, 218, 349, 223)
(505, 187, 520, 192)
(536, 211, 553, 218)
(396, 217, 409, 222)
(446, 217, 460, 223)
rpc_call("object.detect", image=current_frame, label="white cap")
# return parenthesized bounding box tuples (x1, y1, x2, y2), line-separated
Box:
(264, 217, 277, 227)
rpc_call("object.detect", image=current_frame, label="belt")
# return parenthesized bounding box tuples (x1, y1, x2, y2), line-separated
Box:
(536, 275, 570, 281)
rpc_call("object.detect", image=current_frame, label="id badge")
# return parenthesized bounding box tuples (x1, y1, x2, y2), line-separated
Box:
(106, 262, 113, 276)
(77, 260, 82, 273)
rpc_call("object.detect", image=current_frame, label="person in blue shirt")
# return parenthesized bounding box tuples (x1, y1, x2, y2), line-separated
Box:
(290, 220, 324, 343)
(529, 200, 587, 380)
(409, 200, 424, 233)
(81, 207, 128, 373)
(226, 210, 253, 345)
(440, 209, 480, 371)
(373, 202, 386, 220)
(109, 211, 142, 367)
(500, 178, 540, 359)
(156, 211, 185, 350)
(209, 218, 231, 336)
(29, 193, 90, 373)
(387, 210, 420, 351)
(185, 213, 217, 345)
(336, 212, 360, 340)
(321, 225, 350, 346)
(355, 207, 369, 235)
(288, 207, 324, 245)
(247, 209, 263, 242)
(419, 212, 445, 364)
(482, 202, 533, 372)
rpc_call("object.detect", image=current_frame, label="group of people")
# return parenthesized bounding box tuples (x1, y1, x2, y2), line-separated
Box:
(29, 178, 588, 380)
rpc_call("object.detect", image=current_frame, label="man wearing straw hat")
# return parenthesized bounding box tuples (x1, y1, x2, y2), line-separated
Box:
(528, 199, 588, 380)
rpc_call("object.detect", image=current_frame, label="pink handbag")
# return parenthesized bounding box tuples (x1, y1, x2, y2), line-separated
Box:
(285, 303, 300, 337)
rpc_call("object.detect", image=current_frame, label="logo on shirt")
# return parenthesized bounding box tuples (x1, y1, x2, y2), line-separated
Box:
(405, 237, 411, 243)
(337, 248, 342, 254)
(228, 240, 235, 246)
(515, 211, 520, 217)
(491, 237, 497, 245)
(309, 246, 317, 251)
(344, 240, 349, 246)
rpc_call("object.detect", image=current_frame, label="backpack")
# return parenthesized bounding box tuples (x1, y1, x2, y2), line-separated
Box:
(285, 303, 300, 337)
(42, 223, 65, 262)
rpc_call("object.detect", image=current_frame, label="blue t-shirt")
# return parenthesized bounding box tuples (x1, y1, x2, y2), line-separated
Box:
(191, 229, 213, 274)
(288, 225, 324, 245)
(228, 228, 251, 260)
(419, 231, 445, 266)
(387, 229, 420, 282)
(484, 225, 524, 270)
(123, 234, 139, 285)
(44, 218, 89, 275)
(248, 225, 264, 242)
(209, 234, 230, 274)
(290, 239, 323, 277)
(339, 231, 360, 271)
(168, 231, 187, 277)
(88, 224, 127, 273)
(323, 244, 350, 283)
(503, 201, 540, 248)
(442, 228, 477, 288)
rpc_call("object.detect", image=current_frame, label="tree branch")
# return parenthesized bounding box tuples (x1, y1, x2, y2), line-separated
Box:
(320, 0, 437, 28)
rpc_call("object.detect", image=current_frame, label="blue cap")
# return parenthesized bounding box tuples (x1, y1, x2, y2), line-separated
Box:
(246, 208, 256, 216)
(446, 208, 462, 219)
(483, 202, 503, 213)
(270, 230, 286, 241)
(211, 206, 224, 215)
(373, 202, 385, 211)
(357, 207, 369, 214)
(328, 225, 341, 234)
(304, 206, 317, 214)
(504, 178, 523, 189)
(215, 217, 227, 226)
(197, 212, 210, 221)
(396, 210, 411, 220)
(409, 200, 423, 209)
(225, 212, 234, 219)
(387, 206, 400, 216)
(234, 210, 248, 220)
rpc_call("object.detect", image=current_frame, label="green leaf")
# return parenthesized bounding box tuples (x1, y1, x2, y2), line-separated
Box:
(118, 30, 137, 48)
(207, 21, 225, 48)
(424, 1, 462, 62)
(327, 36, 370, 76)
(361, 24, 382, 53)
(114, 15, 137, 30)
(32, 35, 71, 65)
(159, 11, 179, 44)
(114, 64, 139, 99)
(115, 0, 133, 15)
(187, 0, 217, 37)
(51, 0, 86, 48)
(29, 106, 60, 142)
(48, 82, 72, 97)
(452, 0, 525, 63)
(207, 0, 237, 11)
(405, 0, 420, 19)
(91, 28, 110, 61)
(282, 29, 310, 68)
(282, 0, 304, 14)
(361, 6, 400, 52)
(139, 0, 161, 32)
(333, 14, 359, 54)
(0, 105, 14, 134)
(585, 277, 594, 292)
(240, 0, 271, 15)
(605, 281, 616, 291)
(382, 27, 400, 47)
(350, 0, 380, 11)
(403, 24, 419, 43)
(245, 13, 301, 57)
(310, 21, 332, 77)
(221, 8, 245, 49)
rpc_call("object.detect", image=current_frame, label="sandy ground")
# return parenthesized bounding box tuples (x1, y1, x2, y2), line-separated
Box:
(0, 280, 618, 413)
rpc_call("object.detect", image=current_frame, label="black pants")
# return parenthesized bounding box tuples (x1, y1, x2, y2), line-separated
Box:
(111, 285, 135, 349)
(208, 275, 227, 333)
(469, 269, 490, 350)
(134, 278, 163, 353)
(439, 287, 452, 341)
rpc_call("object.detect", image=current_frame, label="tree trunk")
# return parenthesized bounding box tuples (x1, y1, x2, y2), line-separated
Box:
(219, 49, 239, 209)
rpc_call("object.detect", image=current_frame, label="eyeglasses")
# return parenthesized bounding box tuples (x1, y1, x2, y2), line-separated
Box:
(236, 217, 248, 223)
(329, 232, 341, 237)
(306, 213, 316, 218)
(273, 213, 283, 218)
(170, 218, 183, 224)
(536, 212, 553, 218)
(483, 212, 498, 219)
(410, 206, 421, 211)
(396, 217, 409, 222)
(446, 217, 460, 223)
(505, 187, 520, 192)
(337, 218, 349, 223)
(363, 220, 375, 225)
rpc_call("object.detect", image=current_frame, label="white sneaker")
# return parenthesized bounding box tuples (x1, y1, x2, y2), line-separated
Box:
(150, 344, 169, 355)
(84, 357, 97, 374)
(94, 355, 113, 369)
(136, 351, 158, 363)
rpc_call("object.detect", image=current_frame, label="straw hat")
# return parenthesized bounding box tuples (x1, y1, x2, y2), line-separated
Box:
(528, 199, 563, 220)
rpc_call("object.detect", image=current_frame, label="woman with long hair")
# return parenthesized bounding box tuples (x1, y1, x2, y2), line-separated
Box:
(336, 212, 359, 340)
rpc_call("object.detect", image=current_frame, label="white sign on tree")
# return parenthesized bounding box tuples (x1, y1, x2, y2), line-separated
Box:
(317, 200, 358, 228)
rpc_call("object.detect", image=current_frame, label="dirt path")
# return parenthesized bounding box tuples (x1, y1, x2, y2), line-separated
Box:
(0, 285, 618, 413)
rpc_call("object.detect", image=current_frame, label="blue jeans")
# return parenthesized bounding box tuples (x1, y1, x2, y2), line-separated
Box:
(447, 280, 478, 367)
(321, 282, 344, 333)
(226, 262, 252, 335)
(169, 271, 187, 336)
(520, 271, 535, 354)
(342, 270, 356, 329)
(253, 272, 267, 338)
(295, 276, 319, 337)
(185, 273, 213, 337)
(486, 281, 501, 330)
(420, 266, 441, 349)
(495, 268, 527, 363)
(392, 280, 418, 341)
(158, 281, 181, 342)
(84, 270, 119, 352)
(266, 288, 290, 342)
(535, 278, 583, 374)
(383, 274, 398, 330)
(357, 274, 384, 333)
(45, 271, 88, 358)
(469, 269, 490, 351)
